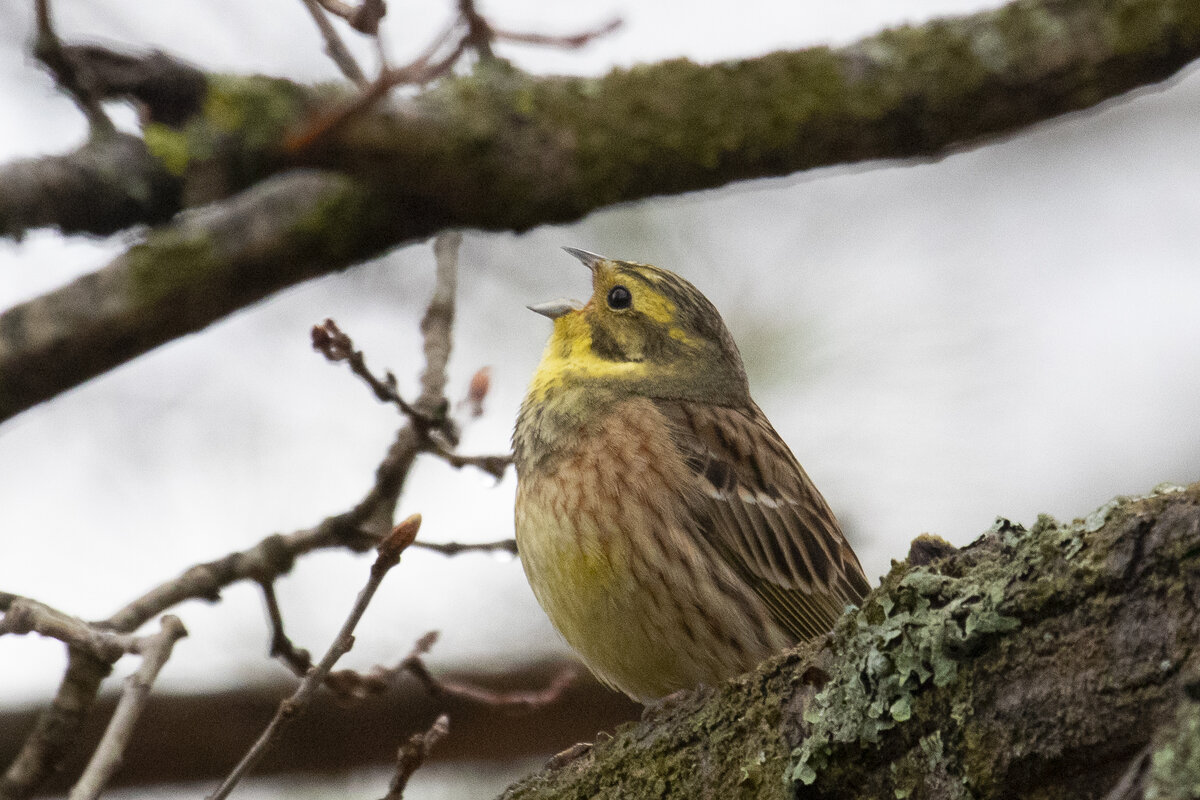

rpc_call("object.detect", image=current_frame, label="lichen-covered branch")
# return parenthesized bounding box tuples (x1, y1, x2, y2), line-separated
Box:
(0, 133, 180, 240)
(498, 483, 1200, 800)
(2, 0, 1199, 424)
(0, 169, 393, 425)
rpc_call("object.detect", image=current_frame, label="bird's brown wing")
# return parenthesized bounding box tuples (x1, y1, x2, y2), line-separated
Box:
(655, 400, 871, 641)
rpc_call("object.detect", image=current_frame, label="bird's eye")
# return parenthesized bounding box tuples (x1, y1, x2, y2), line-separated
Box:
(607, 285, 632, 310)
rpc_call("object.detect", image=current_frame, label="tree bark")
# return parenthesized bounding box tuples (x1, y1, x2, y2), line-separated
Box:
(3, 0, 1200, 424)
(498, 483, 1200, 800)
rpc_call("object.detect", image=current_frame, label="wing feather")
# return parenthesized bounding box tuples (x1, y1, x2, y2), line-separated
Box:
(656, 400, 871, 641)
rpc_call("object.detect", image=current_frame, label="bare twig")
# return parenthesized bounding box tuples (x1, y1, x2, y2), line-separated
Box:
(282, 2, 625, 155)
(417, 232, 460, 414)
(410, 538, 518, 557)
(67, 616, 188, 800)
(207, 516, 421, 800)
(1, 650, 112, 800)
(321, 629, 436, 702)
(307, 624, 578, 714)
(3, 237, 473, 799)
(493, 17, 622, 49)
(32, 0, 114, 134)
(282, 24, 466, 153)
(259, 581, 313, 677)
(314, 0, 386, 34)
(457, 0, 495, 61)
(1, 421, 419, 798)
(428, 443, 511, 480)
(379, 714, 450, 800)
(397, 632, 580, 714)
(0, 599, 189, 800)
(312, 318, 432, 424)
(0, 596, 136, 662)
(301, 0, 368, 86)
(315, 238, 511, 482)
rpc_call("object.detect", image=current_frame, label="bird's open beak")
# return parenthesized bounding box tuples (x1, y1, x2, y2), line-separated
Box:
(562, 247, 607, 274)
(527, 298, 583, 319)
(527, 248, 609, 319)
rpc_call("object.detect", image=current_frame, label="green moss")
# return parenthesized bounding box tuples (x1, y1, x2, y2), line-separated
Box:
(1146, 699, 1200, 799)
(203, 75, 312, 150)
(143, 123, 195, 176)
(124, 227, 221, 309)
(283, 176, 375, 262)
(503, 649, 798, 800)
(142, 75, 319, 195)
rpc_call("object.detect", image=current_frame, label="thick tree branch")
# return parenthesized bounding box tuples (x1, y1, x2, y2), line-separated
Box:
(0, 169, 391, 425)
(3, 0, 1200, 424)
(498, 483, 1200, 800)
(0, 133, 180, 239)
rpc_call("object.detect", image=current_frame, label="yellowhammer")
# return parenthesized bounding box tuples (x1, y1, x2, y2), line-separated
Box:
(513, 248, 870, 702)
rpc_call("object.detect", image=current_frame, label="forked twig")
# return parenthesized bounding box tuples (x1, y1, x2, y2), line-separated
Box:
(300, 0, 369, 85)
(67, 616, 188, 800)
(33, 0, 113, 133)
(207, 516, 422, 800)
(379, 714, 450, 800)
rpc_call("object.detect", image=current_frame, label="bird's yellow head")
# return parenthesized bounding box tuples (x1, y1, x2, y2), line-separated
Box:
(526, 248, 750, 407)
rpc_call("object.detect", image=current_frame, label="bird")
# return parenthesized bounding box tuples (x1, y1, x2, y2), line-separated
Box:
(512, 248, 871, 703)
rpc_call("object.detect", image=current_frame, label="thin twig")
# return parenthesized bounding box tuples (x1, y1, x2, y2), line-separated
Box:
(397, 633, 580, 714)
(300, 0, 368, 86)
(457, 0, 494, 61)
(282, 26, 467, 153)
(260, 581, 313, 676)
(314, 0, 386, 34)
(428, 443, 511, 480)
(312, 318, 433, 425)
(3, 239, 468, 799)
(0, 596, 136, 663)
(67, 616, 188, 800)
(308, 627, 578, 713)
(492, 17, 622, 49)
(207, 516, 421, 800)
(32, 0, 114, 134)
(410, 538, 518, 557)
(418, 232, 460, 413)
(379, 714, 450, 800)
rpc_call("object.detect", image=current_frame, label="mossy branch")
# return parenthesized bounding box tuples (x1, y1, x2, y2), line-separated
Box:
(3, 0, 1200, 424)
(498, 483, 1200, 800)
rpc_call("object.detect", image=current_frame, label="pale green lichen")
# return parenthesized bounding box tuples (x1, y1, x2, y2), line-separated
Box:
(788, 550, 1018, 786)
(1146, 699, 1200, 800)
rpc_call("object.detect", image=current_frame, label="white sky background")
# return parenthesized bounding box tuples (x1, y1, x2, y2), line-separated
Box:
(1, 0, 1199, 782)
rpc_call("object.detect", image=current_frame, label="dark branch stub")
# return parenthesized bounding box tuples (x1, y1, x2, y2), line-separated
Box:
(32, 0, 113, 134)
